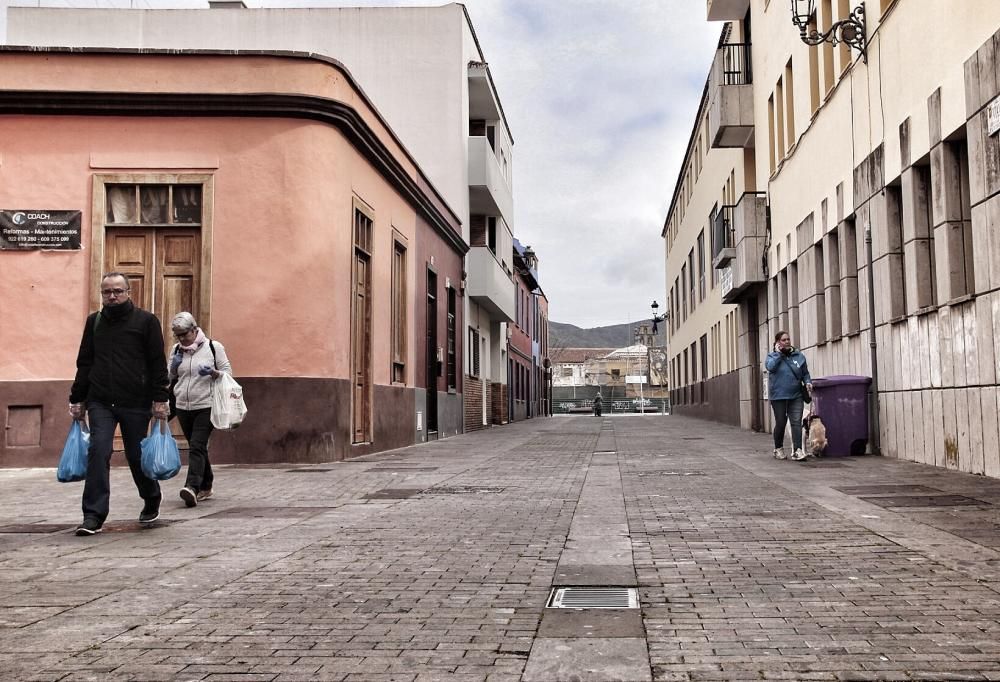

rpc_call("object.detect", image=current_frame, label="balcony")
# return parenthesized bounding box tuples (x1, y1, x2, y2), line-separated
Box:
(706, 0, 750, 21)
(466, 246, 515, 322)
(468, 136, 513, 226)
(707, 43, 754, 148)
(720, 192, 768, 303)
(712, 205, 736, 269)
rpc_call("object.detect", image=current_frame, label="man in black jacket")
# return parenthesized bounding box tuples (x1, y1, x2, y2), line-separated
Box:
(69, 272, 170, 536)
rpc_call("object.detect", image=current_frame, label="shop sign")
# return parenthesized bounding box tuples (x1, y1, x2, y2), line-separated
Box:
(988, 96, 1000, 136)
(0, 210, 82, 250)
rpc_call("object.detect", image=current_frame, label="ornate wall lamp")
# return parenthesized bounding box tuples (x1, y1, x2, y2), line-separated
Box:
(789, 0, 867, 64)
(650, 300, 667, 336)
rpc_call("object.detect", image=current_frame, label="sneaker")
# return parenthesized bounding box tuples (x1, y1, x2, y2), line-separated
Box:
(179, 487, 197, 508)
(196, 488, 213, 502)
(75, 518, 102, 536)
(139, 499, 160, 524)
(791, 448, 807, 461)
(773, 447, 787, 460)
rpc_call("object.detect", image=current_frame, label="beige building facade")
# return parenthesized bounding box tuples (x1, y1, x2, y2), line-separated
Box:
(666, 0, 1000, 475)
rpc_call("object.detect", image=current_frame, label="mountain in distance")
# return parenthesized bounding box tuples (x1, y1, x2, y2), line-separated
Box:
(549, 320, 666, 349)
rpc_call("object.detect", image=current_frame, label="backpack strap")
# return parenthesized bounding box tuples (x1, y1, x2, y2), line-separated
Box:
(208, 340, 218, 369)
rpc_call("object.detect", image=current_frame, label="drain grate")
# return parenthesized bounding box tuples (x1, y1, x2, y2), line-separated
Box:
(203, 506, 334, 518)
(368, 466, 439, 472)
(363, 489, 422, 499)
(636, 470, 705, 477)
(860, 495, 989, 508)
(284, 468, 334, 473)
(836, 484, 941, 495)
(0, 523, 74, 534)
(548, 587, 638, 609)
(422, 486, 505, 495)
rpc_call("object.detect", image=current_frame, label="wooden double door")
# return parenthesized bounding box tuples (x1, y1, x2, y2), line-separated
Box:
(105, 227, 201, 344)
(105, 227, 201, 447)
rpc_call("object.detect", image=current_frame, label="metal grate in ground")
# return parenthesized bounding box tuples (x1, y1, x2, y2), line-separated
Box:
(547, 587, 638, 609)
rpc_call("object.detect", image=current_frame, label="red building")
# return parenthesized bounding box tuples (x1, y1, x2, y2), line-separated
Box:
(508, 240, 549, 421)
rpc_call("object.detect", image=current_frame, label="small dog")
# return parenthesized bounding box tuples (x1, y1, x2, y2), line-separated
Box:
(803, 412, 828, 457)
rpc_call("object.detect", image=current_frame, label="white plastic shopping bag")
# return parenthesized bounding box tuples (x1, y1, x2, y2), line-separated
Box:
(210, 373, 247, 430)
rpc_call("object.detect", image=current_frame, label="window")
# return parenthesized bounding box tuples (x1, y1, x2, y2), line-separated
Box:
(106, 183, 202, 225)
(688, 249, 696, 310)
(391, 239, 407, 383)
(354, 206, 373, 254)
(767, 94, 777, 174)
(469, 328, 480, 377)
(883, 183, 906, 319)
(825, 229, 843, 338)
(447, 287, 456, 390)
(775, 78, 786, 160)
(784, 58, 796, 147)
(699, 334, 708, 381)
(488, 216, 498, 255)
(814, 240, 827, 341)
(807, 17, 821, 115)
(902, 161, 937, 310)
(697, 230, 706, 302)
(933, 136, 975, 300)
(842, 216, 861, 333)
(681, 264, 688, 320)
(821, 0, 835, 95)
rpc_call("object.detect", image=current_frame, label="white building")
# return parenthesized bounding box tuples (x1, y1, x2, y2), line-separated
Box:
(666, 0, 1000, 474)
(6, 1, 518, 433)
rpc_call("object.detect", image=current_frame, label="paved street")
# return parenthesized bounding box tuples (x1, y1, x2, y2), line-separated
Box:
(3, 415, 1000, 681)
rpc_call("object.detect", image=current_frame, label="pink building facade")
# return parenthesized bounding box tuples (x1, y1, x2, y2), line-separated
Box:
(0, 48, 466, 466)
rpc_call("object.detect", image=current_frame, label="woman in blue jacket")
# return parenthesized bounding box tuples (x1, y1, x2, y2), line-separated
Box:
(765, 330, 812, 461)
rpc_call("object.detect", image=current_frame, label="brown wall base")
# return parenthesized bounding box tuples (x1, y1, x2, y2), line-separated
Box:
(2, 377, 419, 467)
(670, 371, 740, 426)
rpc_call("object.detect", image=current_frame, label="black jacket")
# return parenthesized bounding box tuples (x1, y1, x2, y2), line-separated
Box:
(69, 300, 170, 408)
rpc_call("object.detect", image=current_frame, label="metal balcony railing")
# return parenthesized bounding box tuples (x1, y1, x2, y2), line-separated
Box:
(712, 205, 736, 261)
(719, 42, 752, 86)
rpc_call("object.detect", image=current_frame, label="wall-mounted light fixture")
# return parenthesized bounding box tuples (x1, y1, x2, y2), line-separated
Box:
(789, 0, 867, 64)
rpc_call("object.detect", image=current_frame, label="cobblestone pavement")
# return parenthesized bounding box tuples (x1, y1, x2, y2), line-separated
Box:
(3, 415, 1000, 681)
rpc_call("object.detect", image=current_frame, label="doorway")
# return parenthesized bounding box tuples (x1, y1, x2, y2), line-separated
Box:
(426, 269, 439, 436)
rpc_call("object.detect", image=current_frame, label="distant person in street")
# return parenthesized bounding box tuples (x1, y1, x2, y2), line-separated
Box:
(593, 391, 602, 417)
(69, 272, 170, 535)
(169, 312, 232, 508)
(766, 330, 812, 461)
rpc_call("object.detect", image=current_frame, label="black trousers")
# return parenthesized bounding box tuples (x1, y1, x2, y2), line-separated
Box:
(770, 398, 804, 450)
(176, 407, 214, 492)
(82, 402, 160, 523)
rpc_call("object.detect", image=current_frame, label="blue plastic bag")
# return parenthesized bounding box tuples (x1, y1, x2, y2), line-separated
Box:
(56, 420, 90, 483)
(140, 419, 181, 481)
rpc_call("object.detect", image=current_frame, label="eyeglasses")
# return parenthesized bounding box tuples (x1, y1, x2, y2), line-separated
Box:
(173, 329, 195, 338)
(100, 288, 129, 296)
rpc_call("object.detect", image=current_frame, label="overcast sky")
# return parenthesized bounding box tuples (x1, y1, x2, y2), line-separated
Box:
(1, 0, 722, 329)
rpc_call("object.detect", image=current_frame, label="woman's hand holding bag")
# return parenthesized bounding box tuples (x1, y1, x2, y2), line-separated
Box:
(56, 419, 90, 483)
(140, 418, 182, 481)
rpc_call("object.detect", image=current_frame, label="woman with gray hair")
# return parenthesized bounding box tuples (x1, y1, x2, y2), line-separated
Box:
(168, 312, 232, 507)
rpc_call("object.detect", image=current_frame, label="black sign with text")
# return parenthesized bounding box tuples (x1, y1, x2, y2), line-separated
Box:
(0, 210, 82, 250)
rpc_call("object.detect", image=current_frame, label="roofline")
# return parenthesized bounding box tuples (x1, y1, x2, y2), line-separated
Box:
(0, 46, 468, 254)
(660, 23, 730, 239)
(0, 44, 464, 232)
(458, 3, 514, 144)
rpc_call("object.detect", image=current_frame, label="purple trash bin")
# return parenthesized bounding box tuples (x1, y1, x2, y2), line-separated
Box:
(810, 375, 872, 456)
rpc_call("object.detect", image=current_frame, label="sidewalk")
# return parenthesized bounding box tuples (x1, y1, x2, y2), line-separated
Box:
(2, 415, 1000, 680)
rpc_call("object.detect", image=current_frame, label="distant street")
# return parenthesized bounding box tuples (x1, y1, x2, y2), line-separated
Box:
(3, 415, 1000, 681)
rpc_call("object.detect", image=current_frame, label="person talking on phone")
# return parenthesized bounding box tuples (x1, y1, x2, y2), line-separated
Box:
(765, 330, 812, 461)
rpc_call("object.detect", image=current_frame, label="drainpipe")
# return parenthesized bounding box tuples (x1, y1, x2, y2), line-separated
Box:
(864, 225, 881, 455)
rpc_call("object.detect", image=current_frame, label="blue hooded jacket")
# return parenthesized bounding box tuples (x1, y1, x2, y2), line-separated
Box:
(765, 348, 812, 401)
